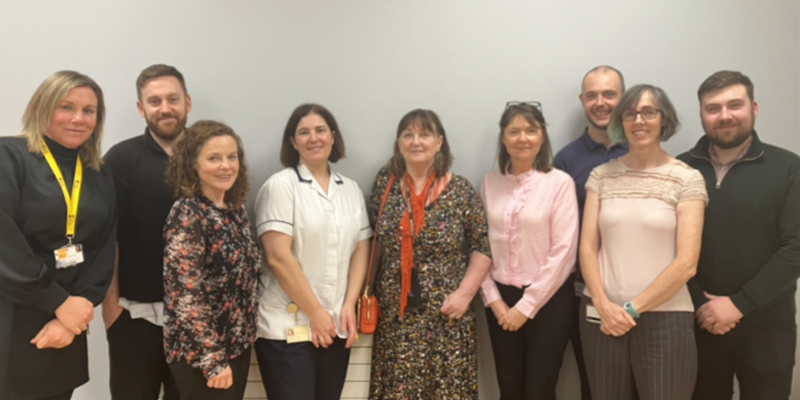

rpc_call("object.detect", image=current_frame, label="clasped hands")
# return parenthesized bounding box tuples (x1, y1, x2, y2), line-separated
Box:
(591, 292, 743, 337)
(695, 292, 742, 335)
(593, 299, 637, 337)
(489, 300, 528, 331)
(31, 295, 94, 350)
(303, 298, 364, 351)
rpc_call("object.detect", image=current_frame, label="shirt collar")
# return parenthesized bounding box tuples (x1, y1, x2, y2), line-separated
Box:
(294, 162, 344, 185)
(709, 135, 753, 166)
(580, 128, 628, 152)
(42, 135, 79, 163)
(294, 162, 344, 199)
(689, 130, 764, 161)
(504, 162, 539, 183)
(144, 127, 169, 156)
(196, 194, 235, 213)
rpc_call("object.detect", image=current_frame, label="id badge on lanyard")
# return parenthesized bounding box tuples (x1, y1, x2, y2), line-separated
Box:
(41, 142, 85, 269)
(54, 244, 84, 269)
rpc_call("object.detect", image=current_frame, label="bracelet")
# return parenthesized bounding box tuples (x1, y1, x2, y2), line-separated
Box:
(623, 301, 641, 319)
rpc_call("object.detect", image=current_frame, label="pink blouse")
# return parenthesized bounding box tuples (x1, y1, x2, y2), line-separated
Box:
(480, 168, 579, 318)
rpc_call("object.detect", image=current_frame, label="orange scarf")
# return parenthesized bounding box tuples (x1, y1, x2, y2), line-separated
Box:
(398, 172, 436, 321)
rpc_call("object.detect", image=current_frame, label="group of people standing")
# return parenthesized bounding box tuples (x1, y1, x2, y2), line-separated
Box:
(0, 63, 797, 400)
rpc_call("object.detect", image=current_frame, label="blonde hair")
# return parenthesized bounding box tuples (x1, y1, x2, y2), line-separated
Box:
(20, 71, 106, 170)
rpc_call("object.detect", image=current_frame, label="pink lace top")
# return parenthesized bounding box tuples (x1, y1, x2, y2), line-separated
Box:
(584, 159, 708, 311)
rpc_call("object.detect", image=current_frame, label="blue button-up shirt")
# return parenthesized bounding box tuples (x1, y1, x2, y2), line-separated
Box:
(554, 128, 628, 277)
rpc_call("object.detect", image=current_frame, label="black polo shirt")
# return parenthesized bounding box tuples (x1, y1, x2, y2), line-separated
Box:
(104, 128, 174, 302)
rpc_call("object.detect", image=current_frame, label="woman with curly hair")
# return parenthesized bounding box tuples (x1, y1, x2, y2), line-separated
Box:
(162, 120, 261, 400)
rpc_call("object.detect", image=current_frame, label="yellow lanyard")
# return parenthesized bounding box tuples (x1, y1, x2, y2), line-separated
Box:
(40, 142, 83, 242)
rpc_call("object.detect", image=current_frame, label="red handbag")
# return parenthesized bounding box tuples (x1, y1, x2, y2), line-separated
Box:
(358, 174, 395, 334)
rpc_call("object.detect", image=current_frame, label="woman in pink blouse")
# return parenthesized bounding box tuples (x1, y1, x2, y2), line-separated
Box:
(579, 85, 707, 400)
(481, 102, 579, 400)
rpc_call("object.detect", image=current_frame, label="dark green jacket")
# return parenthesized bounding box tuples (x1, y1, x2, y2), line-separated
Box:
(677, 132, 800, 323)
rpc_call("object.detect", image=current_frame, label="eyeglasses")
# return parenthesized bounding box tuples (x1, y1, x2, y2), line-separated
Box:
(621, 107, 662, 122)
(505, 101, 542, 113)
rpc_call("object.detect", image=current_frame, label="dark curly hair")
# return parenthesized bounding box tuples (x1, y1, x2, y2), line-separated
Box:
(165, 120, 250, 208)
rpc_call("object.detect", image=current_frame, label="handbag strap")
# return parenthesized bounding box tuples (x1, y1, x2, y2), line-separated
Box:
(363, 173, 396, 296)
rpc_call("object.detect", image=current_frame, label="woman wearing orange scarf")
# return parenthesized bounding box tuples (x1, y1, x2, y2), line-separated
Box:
(368, 109, 492, 400)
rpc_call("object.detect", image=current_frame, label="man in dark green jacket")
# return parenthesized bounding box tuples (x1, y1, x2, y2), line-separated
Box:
(677, 70, 800, 400)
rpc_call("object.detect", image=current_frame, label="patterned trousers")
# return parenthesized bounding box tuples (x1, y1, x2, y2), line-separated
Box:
(579, 296, 697, 400)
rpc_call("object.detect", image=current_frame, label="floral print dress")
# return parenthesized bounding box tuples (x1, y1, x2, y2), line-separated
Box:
(368, 167, 491, 400)
(163, 196, 261, 378)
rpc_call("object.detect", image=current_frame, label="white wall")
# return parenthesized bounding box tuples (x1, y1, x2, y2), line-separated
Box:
(0, 1, 798, 399)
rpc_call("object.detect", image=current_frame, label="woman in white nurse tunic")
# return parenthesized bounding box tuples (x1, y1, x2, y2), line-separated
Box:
(253, 104, 371, 400)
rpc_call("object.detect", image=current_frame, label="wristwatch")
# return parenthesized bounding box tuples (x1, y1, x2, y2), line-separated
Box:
(623, 301, 641, 319)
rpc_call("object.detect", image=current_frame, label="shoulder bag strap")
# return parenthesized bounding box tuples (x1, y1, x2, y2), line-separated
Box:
(363, 173, 395, 297)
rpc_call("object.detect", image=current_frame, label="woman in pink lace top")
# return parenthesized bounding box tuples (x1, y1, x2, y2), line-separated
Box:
(481, 102, 580, 399)
(579, 85, 708, 400)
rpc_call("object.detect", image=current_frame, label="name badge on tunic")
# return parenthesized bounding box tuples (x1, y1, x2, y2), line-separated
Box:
(285, 302, 311, 344)
(54, 244, 84, 269)
(286, 326, 311, 343)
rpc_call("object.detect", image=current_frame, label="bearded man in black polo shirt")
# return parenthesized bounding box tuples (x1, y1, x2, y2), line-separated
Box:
(102, 64, 192, 400)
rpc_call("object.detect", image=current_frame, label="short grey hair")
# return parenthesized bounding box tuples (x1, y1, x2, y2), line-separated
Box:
(607, 84, 680, 144)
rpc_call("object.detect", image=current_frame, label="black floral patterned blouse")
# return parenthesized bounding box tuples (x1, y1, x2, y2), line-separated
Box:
(368, 167, 491, 400)
(163, 196, 261, 378)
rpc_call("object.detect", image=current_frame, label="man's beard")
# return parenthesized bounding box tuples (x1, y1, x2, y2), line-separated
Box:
(147, 113, 187, 141)
(585, 108, 610, 130)
(587, 117, 608, 130)
(704, 117, 754, 150)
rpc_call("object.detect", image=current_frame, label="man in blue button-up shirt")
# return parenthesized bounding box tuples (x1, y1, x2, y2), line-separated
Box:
(553, 65, 629, 400)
